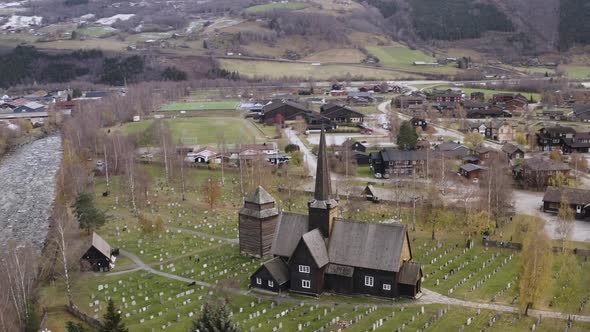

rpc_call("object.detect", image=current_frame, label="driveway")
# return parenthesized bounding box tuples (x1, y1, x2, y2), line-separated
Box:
(513, 190, 590, 242)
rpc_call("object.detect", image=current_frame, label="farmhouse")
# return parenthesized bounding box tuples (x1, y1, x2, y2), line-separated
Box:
(542, 186, 590, 220)
(427, 89, 464, 103)
(261, 100, 310, 124)
(515, 157, 571, 190)
(248, 130, 422, 298)
(80, 233, 114, 272)
(370, 149, 428, 176)
(536, 126, 577, 152)
(501, 143, 525, 160)
(320, 103, 365, 125)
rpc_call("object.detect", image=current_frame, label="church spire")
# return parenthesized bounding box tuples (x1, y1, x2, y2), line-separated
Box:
(314, 126, 332, 201)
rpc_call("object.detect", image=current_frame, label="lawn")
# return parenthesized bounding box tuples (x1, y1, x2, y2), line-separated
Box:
(561, 65, 590, 79)
(302, 48, 366, 63)
(160, 101, 240, 112)
(367, 46, 460, 74)
(124, 117, 266, 146)
(76, 26, 118, 38)
(218, 59, 424, 80)
(243, 2, 309, 13)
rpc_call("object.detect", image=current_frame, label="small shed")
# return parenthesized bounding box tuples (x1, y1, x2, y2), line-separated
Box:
(80, 233, 114, 272)
(398, 261, 423, 298)
(250, 257, 290, 293)
(459, 163, 487, 179)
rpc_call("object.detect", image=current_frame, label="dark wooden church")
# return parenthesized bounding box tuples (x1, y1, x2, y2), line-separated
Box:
(246, 129, 423, 299)
(80, 232, 114, 272)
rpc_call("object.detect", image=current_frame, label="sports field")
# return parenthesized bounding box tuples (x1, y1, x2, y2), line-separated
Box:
(124, 117, 265, 145)
(160, 101, 240, 112)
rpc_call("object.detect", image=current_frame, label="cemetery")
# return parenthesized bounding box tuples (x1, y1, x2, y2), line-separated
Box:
(36, 129, 590, 331)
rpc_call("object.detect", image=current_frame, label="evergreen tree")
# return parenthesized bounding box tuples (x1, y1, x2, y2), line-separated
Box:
(72, 192, 106, 234)
(191, 302, 240, 332)
(100, 299, 128, 332)
(396, 121, 419, 150)
(66, 321, 91, 332)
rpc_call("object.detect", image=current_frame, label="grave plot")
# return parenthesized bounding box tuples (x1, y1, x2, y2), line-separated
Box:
(73, 271, 210, 331)
(160, 243, 259, 287)
(486, 312, 590, 332)
(99, 219, 218, 264)
(168, 206, 239, 239)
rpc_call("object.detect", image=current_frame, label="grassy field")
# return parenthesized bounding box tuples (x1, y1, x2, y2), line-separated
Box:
(218, 59, 424, 80)
(561, 65, 590, 79)
(124, 117, 265, 146)
(160, 101, 240, 112)
(243, 2, 308, 13)
(302, 48, 366, 63)
(367, 46, 460, 74)
(76, 26, 118, 38)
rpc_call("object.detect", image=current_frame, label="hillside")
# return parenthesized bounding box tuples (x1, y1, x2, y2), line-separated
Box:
(370, 0, 589, 54)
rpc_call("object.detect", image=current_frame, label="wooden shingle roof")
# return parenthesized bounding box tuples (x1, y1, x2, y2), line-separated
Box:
(271, 213, 309, 258)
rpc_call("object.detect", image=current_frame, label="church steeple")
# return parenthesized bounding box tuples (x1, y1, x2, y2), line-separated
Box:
(314, 127, 332, 201)
(308, 127, 338, 238)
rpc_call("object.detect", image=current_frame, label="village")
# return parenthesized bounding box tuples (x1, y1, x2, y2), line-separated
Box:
(1, 76, 589, 332)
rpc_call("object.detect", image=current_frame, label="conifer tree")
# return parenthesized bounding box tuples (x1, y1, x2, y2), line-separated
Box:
(191, 302, 240, 332)
(100, 299, 128, 332)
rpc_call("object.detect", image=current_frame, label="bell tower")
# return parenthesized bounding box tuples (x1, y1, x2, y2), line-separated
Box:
(308, 128, 338, 238)
(239, 186, 279, 258)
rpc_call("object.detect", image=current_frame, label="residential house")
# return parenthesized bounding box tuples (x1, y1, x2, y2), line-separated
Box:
(562, 132, 590, 153)
(370, 150, 428, 176)
(492, 93, 527, 103)
(542, 186, 590, 220)
(13, 102, 46, 113)
(188, 146, 219, 163)
(473, 146, 496, 164)
(347, 92, 374, 105)
(463, 102, 489, 112)
(486, 120, 516, 142)
(501, 143, 525, 160)
(516, 157, 571, 190)
(249, 131, 422, 299)
(80, 233, 114, 272)
(334, 140, 369, 165)
(467, 108, 512, 119)
(539, 110, 564, 120)
(389, 85, 403, 94)
(459, 163, 487, 179)
(320, 103, 365, 125)
(427, 89, 464, 103)
(572, 104, 590, 122)
(261, 100, 310, 125)
(536, 126, 577, 152)
(393, 96, 426, 109)
(434, 141, 471, 159)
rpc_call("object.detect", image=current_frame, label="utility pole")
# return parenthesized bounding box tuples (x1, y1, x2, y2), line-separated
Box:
(103, 143, 110, 195)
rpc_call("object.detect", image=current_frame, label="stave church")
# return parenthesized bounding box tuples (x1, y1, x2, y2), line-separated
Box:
(239, 129, 422, 299)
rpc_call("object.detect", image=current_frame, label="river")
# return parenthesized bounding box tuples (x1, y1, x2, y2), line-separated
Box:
(0, 135, 63, 249)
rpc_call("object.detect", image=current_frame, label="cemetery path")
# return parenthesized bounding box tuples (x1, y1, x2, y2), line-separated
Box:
(116, 250, 590, 322)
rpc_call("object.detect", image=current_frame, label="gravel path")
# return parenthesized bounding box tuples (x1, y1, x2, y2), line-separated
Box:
(0, 135, 62, 249)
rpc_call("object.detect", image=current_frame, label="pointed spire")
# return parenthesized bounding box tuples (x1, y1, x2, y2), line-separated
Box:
(314, 127, 332, 201)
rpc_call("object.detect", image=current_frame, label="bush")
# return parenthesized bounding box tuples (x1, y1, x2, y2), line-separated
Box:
(285, 144, 300, 153)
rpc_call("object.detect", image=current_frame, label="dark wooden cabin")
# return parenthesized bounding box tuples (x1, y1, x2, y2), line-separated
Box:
(80, 233, 113, 272)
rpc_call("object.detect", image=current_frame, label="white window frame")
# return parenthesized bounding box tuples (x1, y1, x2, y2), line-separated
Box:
(298, 265, 311, 273)
(256, 277, 262, 285)
(268, 280, 274, 287)
(364, 276, 374, 287)
(302, 280, 311, 289)
(383, 283, 391, 291)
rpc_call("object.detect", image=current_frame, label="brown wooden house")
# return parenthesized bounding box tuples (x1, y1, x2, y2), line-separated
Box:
(542, 186, 590, 220)
(239, 186, 279, 258)
(80, 233, 113, 272)
(249, 129, 422, 299)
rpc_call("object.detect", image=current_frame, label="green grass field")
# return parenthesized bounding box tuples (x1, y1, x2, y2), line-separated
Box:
(561, 65, 590, 79)
(367, 46, 460, 74)
(160, 101, 240, 112)
(243, 2, 308, 13)
(76, 26, 118, 38)
(218, 59, 424, 80)
(124, 117, 265, 145)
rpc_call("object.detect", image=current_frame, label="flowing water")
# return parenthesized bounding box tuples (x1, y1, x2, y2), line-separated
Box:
(0, 135, 63, 249)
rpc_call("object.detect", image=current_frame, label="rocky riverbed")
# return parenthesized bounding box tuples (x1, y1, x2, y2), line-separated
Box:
(0, 135, 62, 249)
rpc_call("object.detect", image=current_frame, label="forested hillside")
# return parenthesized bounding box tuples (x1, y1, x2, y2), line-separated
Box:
(366, 0, 589, 52)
